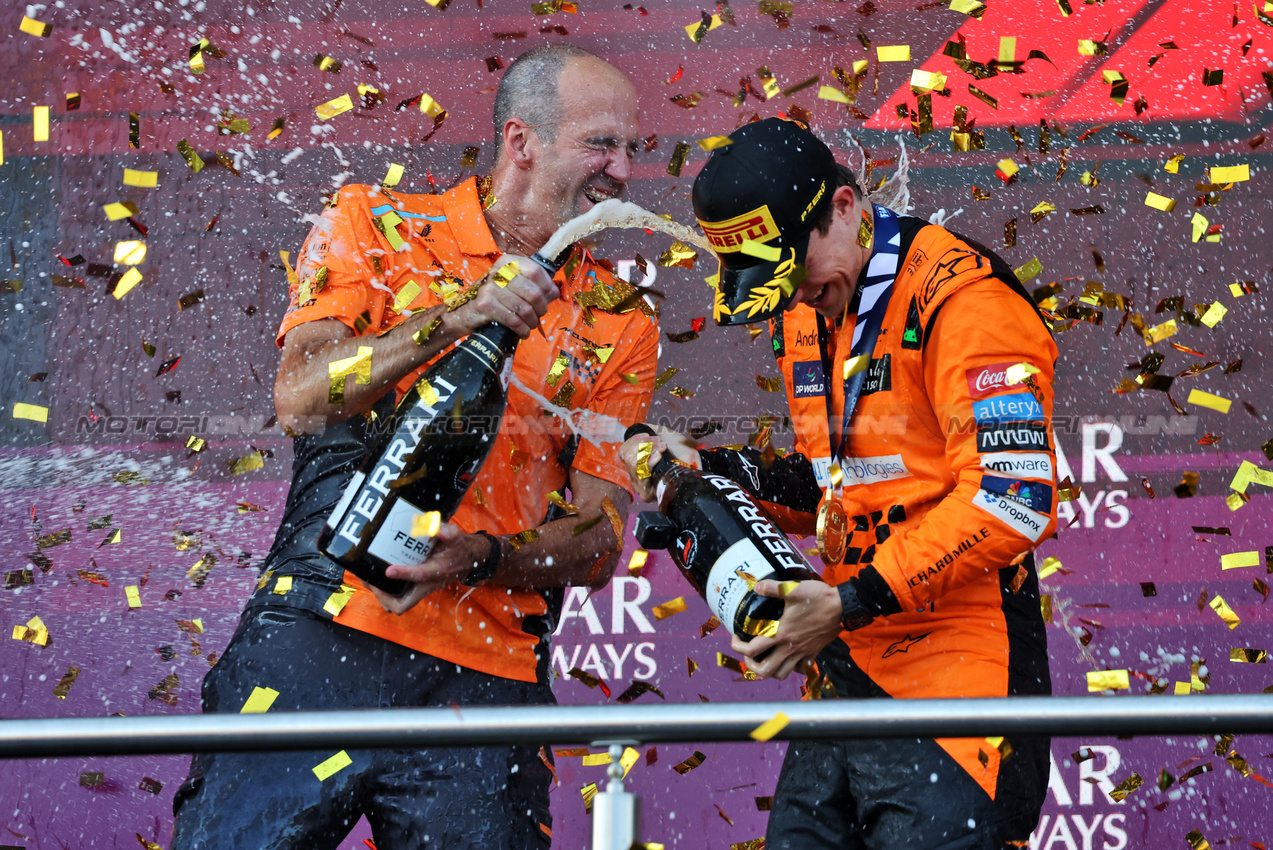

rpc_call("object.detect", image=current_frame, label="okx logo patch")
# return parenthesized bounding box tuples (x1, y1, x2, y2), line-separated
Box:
(791, 360, 826, 398)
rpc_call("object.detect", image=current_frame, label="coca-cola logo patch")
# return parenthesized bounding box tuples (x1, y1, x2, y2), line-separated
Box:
(965, 361, 1019, 400)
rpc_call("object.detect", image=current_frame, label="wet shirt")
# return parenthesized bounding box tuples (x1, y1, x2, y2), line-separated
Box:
(264, 177, 659, 682)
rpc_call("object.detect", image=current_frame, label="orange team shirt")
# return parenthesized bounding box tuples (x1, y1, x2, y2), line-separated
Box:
(277, 177, 660, 682)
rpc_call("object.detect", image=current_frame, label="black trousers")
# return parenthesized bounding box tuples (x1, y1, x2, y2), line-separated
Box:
(171, 607, 555, 850)
(766, 640, 1049, 849)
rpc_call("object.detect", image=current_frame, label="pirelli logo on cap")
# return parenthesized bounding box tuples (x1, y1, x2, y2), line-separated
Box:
(698, 205, 781, 253)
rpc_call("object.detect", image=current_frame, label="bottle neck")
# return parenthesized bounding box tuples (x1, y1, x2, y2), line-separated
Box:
(469, 323, 520, 357)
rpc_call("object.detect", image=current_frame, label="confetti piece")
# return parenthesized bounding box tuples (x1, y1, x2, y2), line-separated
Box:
(241, 686, 280, 713)
(32, 106, 49, 142)
(1108, 772, 1143, 801)
(1210, 595, 1240, 629)
(13, 403, 48, 423)
(876, 45, 911, 62)
(126, 585, 141, 608)
(328, 346, 373, 405)
(1230, 648, 1266, 663)
(20, 15, 52, 37)
(273, 576, 293, 595)
(229, 452, 264, 475)
(383, 163, 404, 187)
(1037, 556, 1063, 580)
(123, 169, 158, 188)
(671, 750, 707, 774)
(114, 241, 146, 265)
(103, 201, 140, 221)
(1221, 551, 1260, 570)
(1188, 389, 1231, 414)
(315, 94, 354, 120)
(1087, 669, 1130, 691)
(750, 711, 790, 741)
(1199, 302, 1227, 328)
(324, 584, 357, 616)
(411, 511, 442, 537)
(1209, 164, 1249, 183)
(492, 260, 520, 288)
(312, 750, 353, 780)
(616, 680, 664, 705)
(1144, 192, 1176, 212)
(581, 782, 598, 813)
(111, 271, 142, 304)
(652, 596, 687, 620)
(12, 616, 49, 646)
(53, 666, 80, 699)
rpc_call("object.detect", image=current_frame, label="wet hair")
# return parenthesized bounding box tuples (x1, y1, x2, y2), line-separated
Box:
(815, 163, 864, 234)
(493, 44, 596, 152)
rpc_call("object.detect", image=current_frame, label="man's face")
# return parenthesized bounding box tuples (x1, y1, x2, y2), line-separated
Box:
(787, 190, 868, 318)
(533, 60, 640, 226)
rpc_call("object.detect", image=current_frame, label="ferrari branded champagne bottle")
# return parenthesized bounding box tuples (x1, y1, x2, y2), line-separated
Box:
(627, 425, 822, 639)
(318, 323, 518, 595)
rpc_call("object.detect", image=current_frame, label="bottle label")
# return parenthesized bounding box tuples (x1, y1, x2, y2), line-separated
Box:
(704, 538, 776, 635)
(366, 498, 436, 566)
(335, 376, 457, 551)
(326, 472, 366, 529)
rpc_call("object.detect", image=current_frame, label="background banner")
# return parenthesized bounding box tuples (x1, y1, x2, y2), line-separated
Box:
(1, 0, 1270, 847)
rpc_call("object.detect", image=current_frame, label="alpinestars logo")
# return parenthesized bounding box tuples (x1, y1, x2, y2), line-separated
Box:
(882, 632, 933, 658)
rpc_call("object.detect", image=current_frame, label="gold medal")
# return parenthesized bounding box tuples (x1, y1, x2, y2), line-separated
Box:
(815, 494, 848, 566)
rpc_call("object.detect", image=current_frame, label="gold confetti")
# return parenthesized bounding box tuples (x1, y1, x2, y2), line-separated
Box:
(508, 529, 540, 551)
(581, 781, 598, 813)
(697, 136, 732, 151)
(652, 597, 688, 620)
(413, 317, 442, 346)
(312, 750, 353, 780)
(1221, 551, 1260, 570)
(657, 241, 697, 269)
(114, 241, 146, 265)
(20, 15, 52, 37)
(328, 346, 373, 405)
(12, 616, 49, 646)
(876, 45, 911, 62)
(653, 367, 679, 389)
(229, 452, 264, 475)
(119, 170, 158, 191)
(391, 280, 422, 315)
(1144, 191, 1177, 212)
(1041, 594, 1053, 622)
(273, 576, 293, 595)
(550, 380, 577, 408)
(717, 652, 756, 679)
(1209, 164, 1249, 183)
(1087, 670, 1130, 691)
(667, 141, 690, 176)
(315, 94, 354, 120)
(1037, 556, 1063, 580)
(411, 511, 442, 538)
(492, 260, 520, 287)
(1108, 772, 1143, 802)
(635, 441, 655, 480)
(1143, 318, 1178, 344)
(323, 584, 358, 616)
(53, 666, 81, 699)
(240, 686, 280, 713)
(750, 712, 790, 742)
(756, 375, 783, 392)
(382, 162, 405, 188)
(671, 751, 707, 774)
(126, 585, 141, 608)
(13, 403, 48, 423)
(1230, 648, 1266, 663)
(31, 105, 49, 142)
(1188, 388, 1231, 414)
(1210, 595, 1240, 629)
(103, 201, 140, 221)
(1186, 830, 1211, 850)
(113, 268, 143, 299)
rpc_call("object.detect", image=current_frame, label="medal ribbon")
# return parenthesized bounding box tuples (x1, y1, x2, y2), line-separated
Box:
(827, 204, 902, 467)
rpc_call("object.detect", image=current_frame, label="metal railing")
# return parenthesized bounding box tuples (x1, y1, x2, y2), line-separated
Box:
(4, 695, 1271, 849)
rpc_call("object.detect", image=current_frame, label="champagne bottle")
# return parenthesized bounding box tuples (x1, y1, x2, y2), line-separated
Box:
(318, 253, 560, 596)
(626, 425, 822, 640)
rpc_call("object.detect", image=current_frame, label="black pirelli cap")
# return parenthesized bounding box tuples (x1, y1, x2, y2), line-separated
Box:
(692, 118, 837, 325)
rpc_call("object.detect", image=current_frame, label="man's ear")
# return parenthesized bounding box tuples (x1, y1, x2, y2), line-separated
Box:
(829, 184, 859, 221)
(502, 118, 537, 170)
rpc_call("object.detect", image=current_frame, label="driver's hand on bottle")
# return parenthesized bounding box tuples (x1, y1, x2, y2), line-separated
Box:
(369, 523, 485, 615)
(731, 579, 844, 680)
(452, 254, 558, 338)
(619, 427, 700, 502)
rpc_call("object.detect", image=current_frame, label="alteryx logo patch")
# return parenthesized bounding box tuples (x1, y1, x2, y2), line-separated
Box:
(791, 361, 826, 397)
(979, 474, 1053, 513)
(971, 392, 1043, 426)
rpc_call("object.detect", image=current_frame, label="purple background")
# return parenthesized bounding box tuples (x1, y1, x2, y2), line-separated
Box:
(3, 0, 1273, 846)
